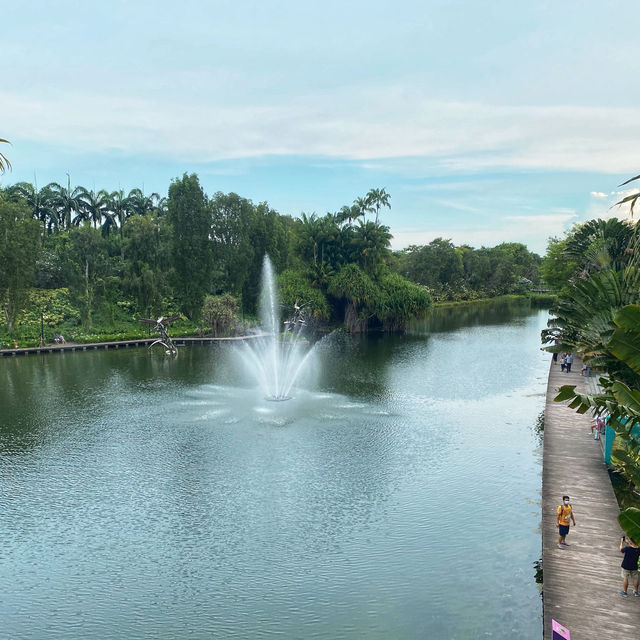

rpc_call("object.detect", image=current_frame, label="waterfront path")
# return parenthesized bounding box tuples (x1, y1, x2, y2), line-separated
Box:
(542, 357, 640, 639)
(0, 334, 263, 358)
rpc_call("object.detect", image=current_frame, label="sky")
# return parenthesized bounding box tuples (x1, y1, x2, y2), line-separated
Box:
(2, 0, 640, 254)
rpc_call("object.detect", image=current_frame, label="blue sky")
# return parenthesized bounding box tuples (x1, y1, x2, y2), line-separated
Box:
(2, 0, 640, 254)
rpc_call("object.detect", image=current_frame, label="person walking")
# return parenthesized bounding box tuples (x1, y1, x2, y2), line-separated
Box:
(618, 536, 640, 597)
(557, 495, 576, 548)
(565, 352, 573, 373)
(560, 354, 566, 372)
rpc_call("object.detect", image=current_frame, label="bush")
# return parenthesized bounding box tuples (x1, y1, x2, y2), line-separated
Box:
(201, 294, 241, 336)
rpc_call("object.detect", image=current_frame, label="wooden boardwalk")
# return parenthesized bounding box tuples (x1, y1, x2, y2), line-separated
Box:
(542, 356, 640, 638)
(0, 334, 263, 358)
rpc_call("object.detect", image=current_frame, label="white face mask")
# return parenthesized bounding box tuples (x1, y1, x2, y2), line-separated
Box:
(564, 500, 570, 505)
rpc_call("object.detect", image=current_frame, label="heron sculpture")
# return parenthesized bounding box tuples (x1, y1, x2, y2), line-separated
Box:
(139, 314, 181, 356)
(283, 300, 311, 332)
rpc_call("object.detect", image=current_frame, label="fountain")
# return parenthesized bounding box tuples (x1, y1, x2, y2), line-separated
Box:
(239, 256, 318, 401)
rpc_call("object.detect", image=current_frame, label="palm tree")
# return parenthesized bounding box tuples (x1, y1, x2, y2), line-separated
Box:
(104, 189, 131, 240)
(47, 176, 85, 229)
(366, 187, 391, 224)
(5, 181, 58, 233)
(353, 196, 374, 222)
(77, 187, 109, 228)
(564, 218, 635, 275)
(127, 188, 160, 217)
(351, 220, 392, 274)
(0, 138, 11, 173)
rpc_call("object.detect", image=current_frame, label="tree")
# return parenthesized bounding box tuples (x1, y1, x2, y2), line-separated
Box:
(47, 177, 85, 229)
(366, 187, 391, 224)
(0, 198, 41, 330)
(167, 173, 212, 319)
(351, 220, 392, 275)
(127, 188, 160, 218)
(397, 238, 463, 289)
(201, 293, 241, 336)
(353, 196, 374, 221)
(539, 236, 580, 291)
(5, 181, 58, 234)
(122, 213, 171, 314)
(77, 187, 109, 228)
(328, 263, 379, 332)
(209, 191, 256, 299)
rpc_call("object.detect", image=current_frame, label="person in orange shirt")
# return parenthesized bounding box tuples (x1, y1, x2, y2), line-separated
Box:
(556, 495, 576, 548)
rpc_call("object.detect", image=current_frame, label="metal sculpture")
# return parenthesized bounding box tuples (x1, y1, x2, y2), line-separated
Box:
(139, 314, 181, 356)
(283, 300, 311, 332)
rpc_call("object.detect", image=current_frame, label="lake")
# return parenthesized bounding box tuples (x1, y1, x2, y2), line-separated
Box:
(0, 299, 549, 639)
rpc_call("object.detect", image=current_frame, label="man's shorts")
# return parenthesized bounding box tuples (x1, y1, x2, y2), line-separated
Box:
(621, 568, 639, 580)
(558, 525, 570, 536)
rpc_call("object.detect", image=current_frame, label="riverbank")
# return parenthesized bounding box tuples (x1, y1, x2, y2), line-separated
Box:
(542, 355, 640, 639)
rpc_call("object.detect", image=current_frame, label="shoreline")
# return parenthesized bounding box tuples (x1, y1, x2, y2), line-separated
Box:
(0, 334, 263, 358)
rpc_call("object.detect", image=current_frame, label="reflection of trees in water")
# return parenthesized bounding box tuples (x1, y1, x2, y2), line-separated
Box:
(533, 410, 544, 446)
(412, 298, 541, 334)
(316, 331, 407, 400)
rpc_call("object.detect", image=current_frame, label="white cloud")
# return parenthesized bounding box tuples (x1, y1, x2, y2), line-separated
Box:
(3, 85, 640, 174)
(590, 191, 608, 198)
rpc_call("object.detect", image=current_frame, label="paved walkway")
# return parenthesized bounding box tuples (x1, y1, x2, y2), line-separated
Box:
(542, 356, 640, 638)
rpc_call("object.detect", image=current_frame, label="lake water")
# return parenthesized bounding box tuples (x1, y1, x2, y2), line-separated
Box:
(0, 300, 549, 639)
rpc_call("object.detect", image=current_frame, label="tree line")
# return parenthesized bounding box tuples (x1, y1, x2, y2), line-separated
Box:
(0, 177, 435, 341)
(395, 238, 542, 301)
(1, 169, 551, 346)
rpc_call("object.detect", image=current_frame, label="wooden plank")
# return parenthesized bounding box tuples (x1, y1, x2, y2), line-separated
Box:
(542, 356, 640, 639)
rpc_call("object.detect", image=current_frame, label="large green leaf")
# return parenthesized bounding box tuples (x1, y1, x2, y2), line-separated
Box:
(618, 507, 640, 542)
(613, 305, 640, 330)
(608, 305, 640, 375)
(619, 174, 640, 187)
(611, 382, 640, 416)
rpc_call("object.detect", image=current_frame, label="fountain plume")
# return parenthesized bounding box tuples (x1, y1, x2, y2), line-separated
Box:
(240, 256, 317, 400)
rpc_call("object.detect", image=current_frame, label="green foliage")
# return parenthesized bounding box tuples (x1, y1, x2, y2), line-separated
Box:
(395, 240, 541, 301)
(1, 179, 436, 340)
(201, 294, 241, 336)
(548, 215, 640, 493)
(0, 198, 41, 329)
(540, 236, 580, 290)
(618, 507, 640, 542)
(23, 288, 80, 327)
(167, 173, 212, 320)
(277, 269, 330, 322)
(374, 270, 432, 331)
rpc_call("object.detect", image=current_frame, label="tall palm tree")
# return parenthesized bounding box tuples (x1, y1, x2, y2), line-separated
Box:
(353, 196, 374, 222)
(366, 187, 391, 224)
(47, 176, 85, 229)
(6, 181, 60, 233)
(77, 187, 109, 228)
(104, 189, 131, 240)
(0, 138, 11, 173)
(127, 188, 160, 217)
(351, 220, 392, 274)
